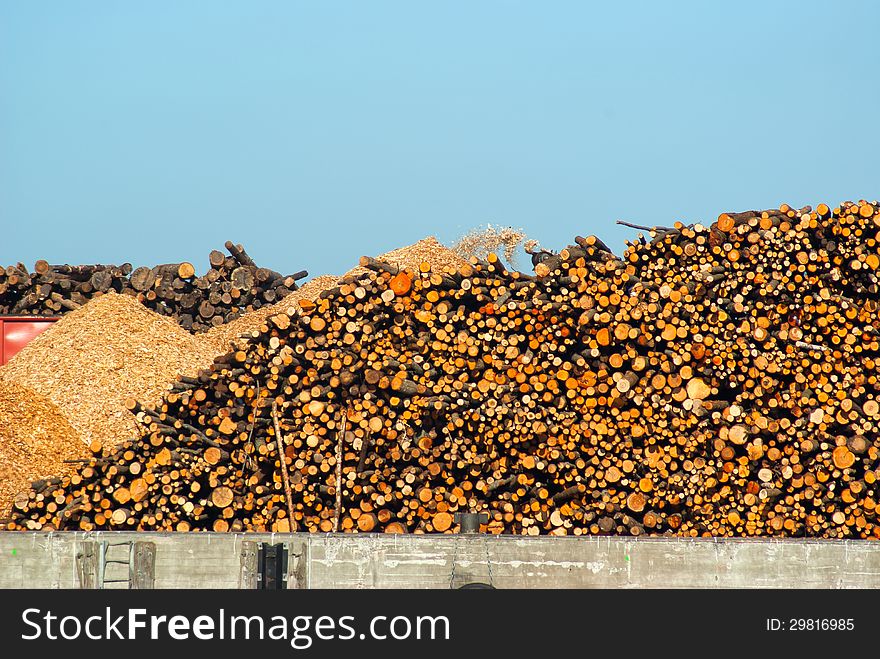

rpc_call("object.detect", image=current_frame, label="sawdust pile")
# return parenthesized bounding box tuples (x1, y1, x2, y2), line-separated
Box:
(452, 225, 536, 264)
(0, 380, 85, 516)
(346, 236, 469, 279)
(0, 292, 219, 450)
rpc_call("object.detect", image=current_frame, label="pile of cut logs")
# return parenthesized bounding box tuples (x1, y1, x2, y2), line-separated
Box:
(9, 200, 880, 538)
(0, 242, 306, 333)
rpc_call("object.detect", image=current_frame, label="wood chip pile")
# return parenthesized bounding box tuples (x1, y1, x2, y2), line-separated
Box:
(344, 237, 468, 279)
(7, 203, 880, 539)
(0, 381, 86, 516)
(0, 292, 220, 450)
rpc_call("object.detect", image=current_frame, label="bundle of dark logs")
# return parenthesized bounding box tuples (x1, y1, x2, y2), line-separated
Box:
(9, 200, 880, 538)
(0, 241, 306, 333)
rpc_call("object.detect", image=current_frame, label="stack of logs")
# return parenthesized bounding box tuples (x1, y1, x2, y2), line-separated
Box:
(9, 200, 880, 538)
(0, 242, 306, 333)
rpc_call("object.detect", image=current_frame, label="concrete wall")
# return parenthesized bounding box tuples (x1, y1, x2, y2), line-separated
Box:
(1, 532, 879, 588)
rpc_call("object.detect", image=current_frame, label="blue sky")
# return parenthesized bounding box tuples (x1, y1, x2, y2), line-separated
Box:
(2, 1, 878, 277)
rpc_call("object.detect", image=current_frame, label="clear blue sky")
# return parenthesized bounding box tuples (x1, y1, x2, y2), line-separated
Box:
(2, 1, 878, 277)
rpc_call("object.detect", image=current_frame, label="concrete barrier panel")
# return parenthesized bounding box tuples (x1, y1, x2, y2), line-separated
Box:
(1, 532, 878, 588)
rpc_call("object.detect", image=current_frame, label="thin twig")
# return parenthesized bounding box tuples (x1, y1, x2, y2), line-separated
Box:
(616, 220, 674, 232)
(616, 220, 653, 231)
(333, 410, 347, 532)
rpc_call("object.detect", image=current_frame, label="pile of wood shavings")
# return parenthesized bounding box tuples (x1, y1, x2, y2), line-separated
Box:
(0, 292, 220, 450)
(0, 380, 85, 515)
(345, 236, 469, 279)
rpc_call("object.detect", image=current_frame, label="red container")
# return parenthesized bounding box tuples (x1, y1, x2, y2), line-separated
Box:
(0, 317, 58, 365)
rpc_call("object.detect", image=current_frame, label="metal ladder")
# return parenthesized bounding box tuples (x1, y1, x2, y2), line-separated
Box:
(76, 539, 155, 589)
(98, 540, 134, 589)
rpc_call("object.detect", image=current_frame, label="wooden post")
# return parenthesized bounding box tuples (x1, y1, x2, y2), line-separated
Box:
(333, 411, 347, 532)
(272, 402, 296, 532)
